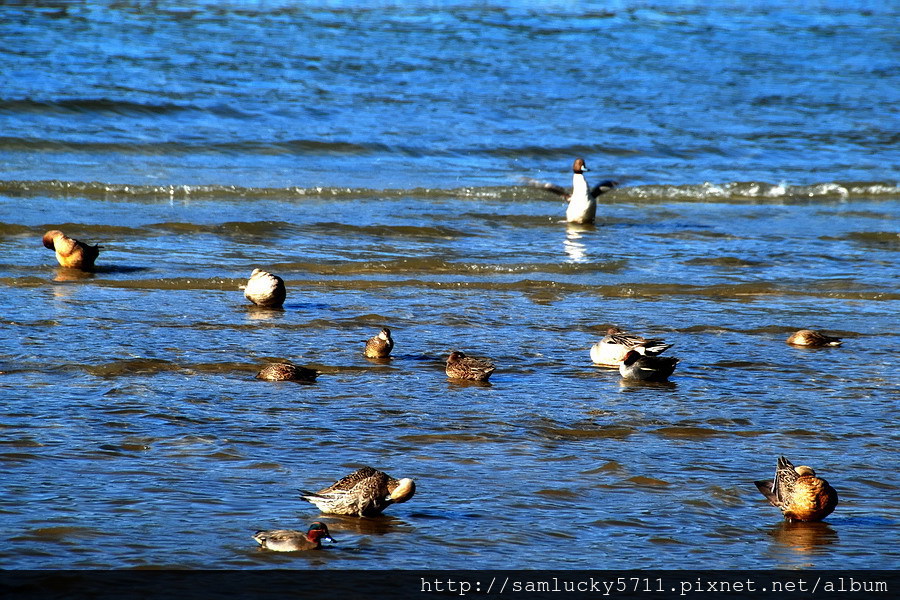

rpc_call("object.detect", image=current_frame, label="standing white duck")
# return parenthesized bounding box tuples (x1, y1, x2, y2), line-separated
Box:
(526, 158, 617, 224)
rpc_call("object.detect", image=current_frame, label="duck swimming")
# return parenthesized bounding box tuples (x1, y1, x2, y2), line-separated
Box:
(590, 327, 673, 367)
(754, 456, 839, 522)
(526, 158, 617, 224)
(253, 522, 335, 552)
(618, 349, 678, 382)
(256, 363, 318, 382)
(786, 329, 842, 347)
(42, 230, 101, 270)
(242, 269, 286, 308)
(300, 466, 416, 517)
(364, 327, 394, 359)
(445, 350, 495, 381)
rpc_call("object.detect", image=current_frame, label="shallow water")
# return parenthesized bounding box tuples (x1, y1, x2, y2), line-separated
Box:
(0, 1, 898, 571)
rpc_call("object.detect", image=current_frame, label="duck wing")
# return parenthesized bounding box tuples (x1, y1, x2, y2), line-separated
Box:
(589, 179, 618, 198)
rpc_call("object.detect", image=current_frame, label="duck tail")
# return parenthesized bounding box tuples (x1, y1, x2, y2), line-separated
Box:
(754, 480, 779, 506)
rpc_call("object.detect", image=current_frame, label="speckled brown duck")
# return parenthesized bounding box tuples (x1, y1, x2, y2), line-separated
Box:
(590, 326, 673, 367)
(445, 350, 495, 381)
(42, 230, 101, 270)
(786, 329, 842, 347)
(253, 522, 335, 552)
(242, 269, 286, 308)
(754, 456, 839, 522)
(364, 327, 394, 359)
(300, 466, 416, 517)
(256, 362, 318, 382)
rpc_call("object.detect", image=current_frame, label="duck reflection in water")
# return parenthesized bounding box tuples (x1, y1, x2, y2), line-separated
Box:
(563, 224, 591, 263)
(52, 267, 96, 282)
(323, 513, 411, 536)
(767, 520, 838, 555)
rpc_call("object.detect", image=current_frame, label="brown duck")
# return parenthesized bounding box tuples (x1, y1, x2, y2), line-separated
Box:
(445, 350, 495, 381)
(256, 363, 318, 382)
(754, 456, 839, 522)
(42, 230, 101, 270)
(786, 329, 842, 347)
(300, 466, 416, 517)
(253, 522, 335, 552)
(364, 327, 394, 359)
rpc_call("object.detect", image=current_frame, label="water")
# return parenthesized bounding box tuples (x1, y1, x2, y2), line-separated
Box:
(0, 1, 897, 571)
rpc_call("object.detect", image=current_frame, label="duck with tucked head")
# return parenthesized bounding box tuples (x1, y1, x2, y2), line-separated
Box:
(300, 466, 416, 517)
(42, 230, 101, 270)
(445, 350, 495, 381)
(364, 327, 394, 359)
(618, 349, 678, 382)
(253, 522, 335, 552)
(242, 268, 286, 308)
(256, 362, 318, 382)
(786, 329, 842, 347)
(754, 456, 839, 522)
(591, 326, 673, 367)
(526, 158, 617, 224)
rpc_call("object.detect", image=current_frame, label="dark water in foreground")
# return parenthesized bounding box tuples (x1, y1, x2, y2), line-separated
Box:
(0, 1, 898, 571)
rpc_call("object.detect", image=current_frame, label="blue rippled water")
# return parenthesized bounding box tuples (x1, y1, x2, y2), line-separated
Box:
(1, 1, 897, 189)
(0, 0, 897, 573)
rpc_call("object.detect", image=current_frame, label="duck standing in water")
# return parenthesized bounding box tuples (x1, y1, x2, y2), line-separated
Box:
(242, 268, 286, 308)
(618, 349, 678, 382)
(754, 456, 839, 522)
(590, 326, 673, 367)
(253, 522, 335, 552)
(526, 158, 617, 224)
(786, 329, 842, 347)
(256, 363, 318, 382)
(364, 327, 394, 358)
(42, 230, 101, 270)
(445, 350, 495, 381)
(300, 466, 416, 517)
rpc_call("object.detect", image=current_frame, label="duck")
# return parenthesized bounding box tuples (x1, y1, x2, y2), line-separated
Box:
(241, 269, 286, 308)
(253, 522, 335, 552)
(364, 327, 394, 359)
(525, 158, 617, 224)
(42, 230, 101, 270)
(256, 362, 318, 382)
(300, 466, 416, 517)
(590, 326, 673, 367)
(786, 329, 842, 347)
(618, 349, 678, 382)
(445, 350, 495, 381)
(754, 456, 839, 522)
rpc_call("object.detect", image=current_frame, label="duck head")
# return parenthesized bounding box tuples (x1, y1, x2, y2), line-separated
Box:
(307, 521, 335, 544)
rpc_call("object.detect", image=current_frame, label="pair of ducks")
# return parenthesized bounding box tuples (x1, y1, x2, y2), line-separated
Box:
(255, 327, 396, 382)
(254, 466, 415, 552)
(257, 327, 497, 383)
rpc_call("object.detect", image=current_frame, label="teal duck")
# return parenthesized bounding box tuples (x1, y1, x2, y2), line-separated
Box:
(253, 522, 335, 552)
